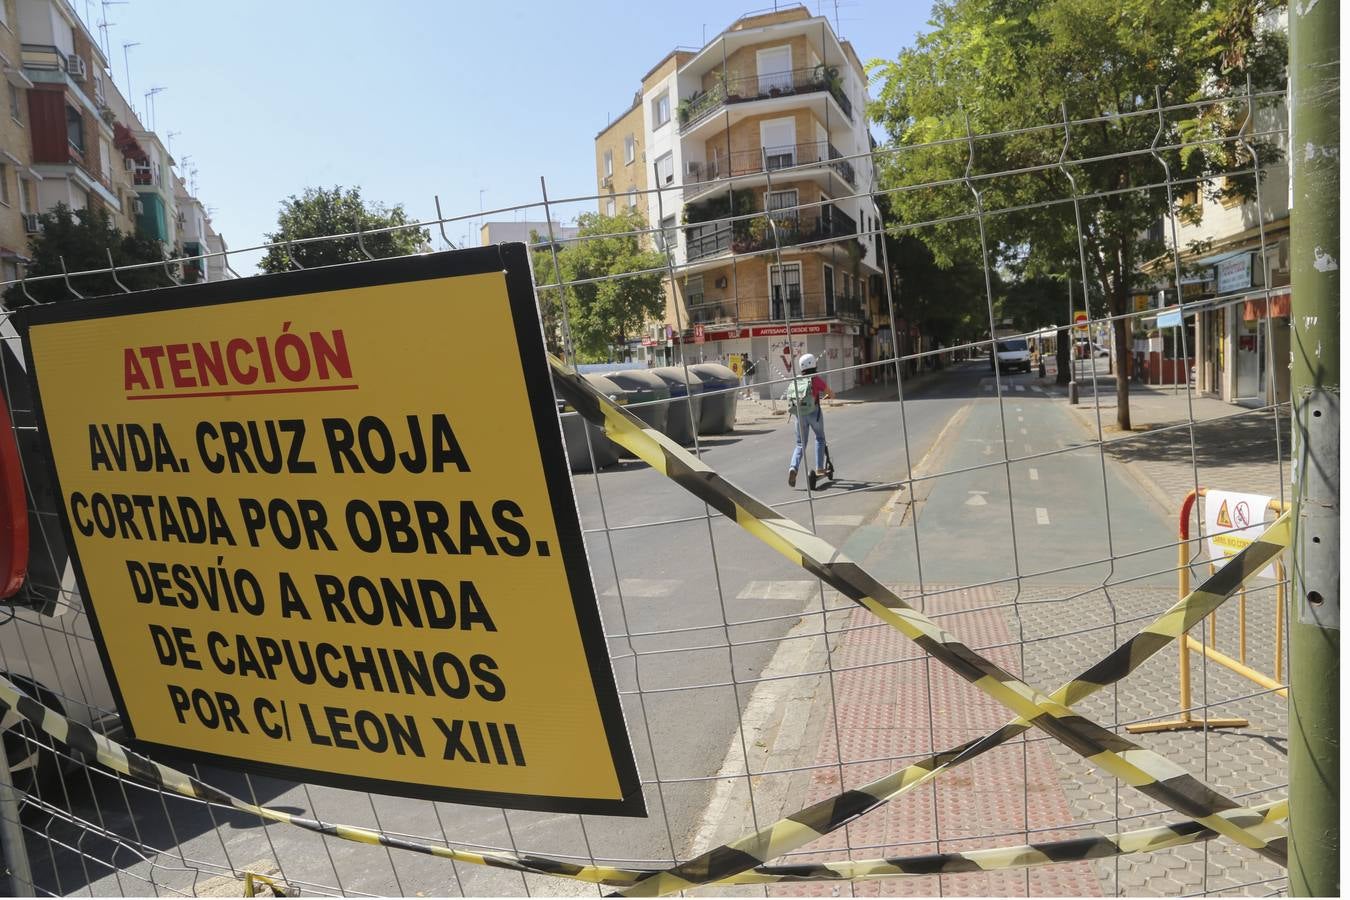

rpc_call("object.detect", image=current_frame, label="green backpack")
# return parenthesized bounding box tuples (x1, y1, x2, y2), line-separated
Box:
(784, 376, 817, 415)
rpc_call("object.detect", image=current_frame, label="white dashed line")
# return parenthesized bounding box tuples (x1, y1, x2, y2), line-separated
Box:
(1029, 468, 1040, 480)
(604, 578, 681, 598)
(1036, 507, 1050, 525)
(1032, 386, 1046, 393)
(1018, 415, 1024, 422)
(1015, 385, 1027, 392)
(737, 580, 819, 601)
(983, 383, 993, 391)
(817, 514, 864, 527)
(1020, 428, 1028, 436)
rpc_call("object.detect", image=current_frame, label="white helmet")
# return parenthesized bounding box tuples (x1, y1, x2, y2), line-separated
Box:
(797, 353, 817, 373)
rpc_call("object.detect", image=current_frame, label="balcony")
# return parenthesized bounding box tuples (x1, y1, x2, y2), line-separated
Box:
(20, 44, 64, 71)
(678, 66, 853, 132)
(684, 204, 859, 262)
(688, 289, 865, 325)
(685, 140, 857, 191)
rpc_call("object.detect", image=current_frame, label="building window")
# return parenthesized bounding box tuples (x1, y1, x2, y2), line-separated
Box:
(627, 188, 638, 209)
(658, 215, 677, 251)
(65, 105, 83, 152)
(605, 197, 616, 216)
(17, 177, 29, 214)
(603, 149, 613, 178)
(655, 151, 674, 186)
(71, 185, 88, 210)
(685, 275, 705, 320)
(652, 92, 670, 128)
(766, 189, 798, 225)
(770, 262, 803, 319)
(624, 134, 636, 165)
(8, 84, 20, 124)
(99, 136, 112, 183)
(0, 164, 9, 206)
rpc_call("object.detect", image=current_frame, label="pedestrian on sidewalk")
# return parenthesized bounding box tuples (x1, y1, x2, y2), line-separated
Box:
(785, 353, 834, 487)
(742, 356, 758, 398)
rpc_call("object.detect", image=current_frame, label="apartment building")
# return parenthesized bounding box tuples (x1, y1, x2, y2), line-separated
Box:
(594, 6, 883, 389)
(0, 0, 228, 291)
(0, 0, 40, 282)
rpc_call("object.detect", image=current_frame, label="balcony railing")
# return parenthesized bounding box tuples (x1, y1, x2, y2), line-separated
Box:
(685, 140, 857, 188)
(21, 44, 64, 71)
(678, 66, 854, 132)
(684, 204, 859, 262)
(688, 290, 865, 325)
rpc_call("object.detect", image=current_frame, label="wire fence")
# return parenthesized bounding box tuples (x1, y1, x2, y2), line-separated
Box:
(0, 85, 1300, 897)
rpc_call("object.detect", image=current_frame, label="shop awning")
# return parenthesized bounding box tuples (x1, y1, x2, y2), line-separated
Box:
(1242, 287, 1291, 321)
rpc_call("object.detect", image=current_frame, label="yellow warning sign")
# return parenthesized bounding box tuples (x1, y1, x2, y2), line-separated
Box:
(18, 247, 644, 815)
(1215, 500, 1232, 528)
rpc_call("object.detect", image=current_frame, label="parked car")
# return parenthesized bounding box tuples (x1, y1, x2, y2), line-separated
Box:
(1075, 339, 1110, 359)
(990, 337, 1032, 373)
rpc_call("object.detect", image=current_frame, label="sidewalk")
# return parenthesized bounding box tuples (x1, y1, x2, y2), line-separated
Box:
(1036, 364, 1291, 514)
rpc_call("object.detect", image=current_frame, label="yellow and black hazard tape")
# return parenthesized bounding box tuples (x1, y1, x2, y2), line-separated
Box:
(620, 511, 1292, 894)
(0, 358, 1291, 893)
(0, 668, 1288, 888)
(738, 799, 1288, 883)
(544, 359, 1288, 894)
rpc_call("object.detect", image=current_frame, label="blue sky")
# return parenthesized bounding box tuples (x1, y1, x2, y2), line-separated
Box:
(73, 1, 933, 270)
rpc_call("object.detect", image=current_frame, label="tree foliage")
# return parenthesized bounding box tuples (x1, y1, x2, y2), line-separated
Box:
(870, 0, 1286, 427)
(259, 186, 429, 273)
(3, 204, 171, 307)
(534, 209, 667, 363)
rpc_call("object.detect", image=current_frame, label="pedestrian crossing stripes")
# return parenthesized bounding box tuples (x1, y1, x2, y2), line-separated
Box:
(737, 580, 820, 600)
(603, 578, 682, 598)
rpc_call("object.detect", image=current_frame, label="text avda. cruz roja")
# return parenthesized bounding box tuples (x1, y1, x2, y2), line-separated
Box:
(74, 412, 551, 769)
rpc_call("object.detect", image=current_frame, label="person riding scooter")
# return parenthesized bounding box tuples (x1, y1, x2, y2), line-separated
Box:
(784, 353, 834, 487)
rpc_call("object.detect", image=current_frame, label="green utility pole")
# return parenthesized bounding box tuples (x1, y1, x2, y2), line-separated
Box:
(1287, 0, 1339, 895)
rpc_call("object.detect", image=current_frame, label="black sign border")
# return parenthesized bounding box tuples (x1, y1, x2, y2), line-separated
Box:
(16, 245, 647, 817)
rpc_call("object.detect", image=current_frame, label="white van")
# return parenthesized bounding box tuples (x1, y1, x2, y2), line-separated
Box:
(991, 336, 1032, 374)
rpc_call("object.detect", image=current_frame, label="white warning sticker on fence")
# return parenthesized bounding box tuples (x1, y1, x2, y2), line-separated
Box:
(1204, 490, 1278, 579)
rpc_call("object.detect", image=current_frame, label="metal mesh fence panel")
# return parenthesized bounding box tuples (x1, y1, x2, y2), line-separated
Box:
(0, 86, 1299, 897)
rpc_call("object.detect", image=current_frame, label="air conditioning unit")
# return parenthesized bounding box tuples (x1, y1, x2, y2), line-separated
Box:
(65, 54, 86, 80)
(601, 174, 613, 188)
(123, 157, 136, 171)
(22, 213, 40, 234)
(134, 198, 144, 215)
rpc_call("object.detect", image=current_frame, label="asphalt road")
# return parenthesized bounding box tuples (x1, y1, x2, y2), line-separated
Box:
(22, 359, 1178, 897)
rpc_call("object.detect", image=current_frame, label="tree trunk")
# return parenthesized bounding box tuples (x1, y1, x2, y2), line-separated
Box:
(1111, 292, 1131, 431)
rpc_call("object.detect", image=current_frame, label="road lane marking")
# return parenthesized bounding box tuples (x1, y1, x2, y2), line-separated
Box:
(1015, 385, 1026, 392)
(1029, 468, 1040, 480)
(737, 580, 818, 601)
(1018, 415, 1024, 422)
(1020, 428, 1028, 436)
(966, 491, 989, 506)
(1032, 385, 1046, 393)
(604, 578, 681, 598)
(983, 383, 992, 391)
(1036, 507, 1050, 525)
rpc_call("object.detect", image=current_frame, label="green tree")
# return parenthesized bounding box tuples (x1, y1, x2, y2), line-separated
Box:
(259, 186, 428, 273)
(537, 209, 667, 363)
(870, 0, 1286, 428)
(3, 204, 171, 306)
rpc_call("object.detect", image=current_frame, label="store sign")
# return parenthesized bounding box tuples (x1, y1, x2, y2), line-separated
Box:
(1216, 253, 1253, 293)
(18, 247, 644, 816)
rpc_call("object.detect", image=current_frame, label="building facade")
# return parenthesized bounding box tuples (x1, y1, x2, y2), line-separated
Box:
(1149, 10, 1290, 407)
(0, 0, 228, 296)
(594, 6, 883, 391)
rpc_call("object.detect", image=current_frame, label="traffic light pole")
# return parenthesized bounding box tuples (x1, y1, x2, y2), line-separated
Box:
(1287, 0, 1339, 895)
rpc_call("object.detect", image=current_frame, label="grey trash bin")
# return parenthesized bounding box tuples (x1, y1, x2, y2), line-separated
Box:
(650, 366, 705, 445)
(558, 373, 625, 472)
(689, 363, 740, 434)
(604, 369, 670, 449)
